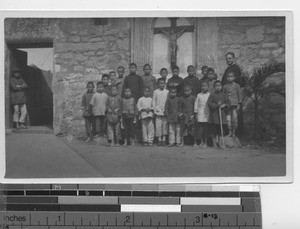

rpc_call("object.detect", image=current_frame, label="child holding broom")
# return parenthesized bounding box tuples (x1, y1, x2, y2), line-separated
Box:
(208, 80, 228, 148)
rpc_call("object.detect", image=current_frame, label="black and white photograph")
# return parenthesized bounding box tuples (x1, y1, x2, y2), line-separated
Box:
(2, 13, 291, 179)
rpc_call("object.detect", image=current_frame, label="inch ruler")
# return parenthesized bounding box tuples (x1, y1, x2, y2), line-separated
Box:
(0, 184, 262, 229)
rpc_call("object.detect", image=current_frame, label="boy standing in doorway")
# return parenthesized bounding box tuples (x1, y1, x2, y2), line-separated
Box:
(10, 68, 28, 129)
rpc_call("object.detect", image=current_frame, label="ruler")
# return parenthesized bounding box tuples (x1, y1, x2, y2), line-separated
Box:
(0, 184, 262, 229)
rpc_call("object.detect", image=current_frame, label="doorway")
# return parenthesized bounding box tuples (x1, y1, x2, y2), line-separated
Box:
(6, 43, 54, 130)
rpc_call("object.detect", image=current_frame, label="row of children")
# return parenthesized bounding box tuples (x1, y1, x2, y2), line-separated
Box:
(82, 63, 242, 148)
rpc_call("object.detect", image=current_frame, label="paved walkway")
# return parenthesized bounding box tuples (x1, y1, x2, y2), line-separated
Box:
(5, 133, 286, 178)
(65, 137, 286, 177)
(5, 133, 101, 178)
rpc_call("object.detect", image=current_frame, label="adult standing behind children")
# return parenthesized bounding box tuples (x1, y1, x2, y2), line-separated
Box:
(142, 64, 157, 97)
(166, 65, 184, 97)
(221, 52, 244, 87)
(10, 68, 28, 129)
(221, 52, 245, 134)
(122, 63, 144, 102)
(183, 65, 200, 97)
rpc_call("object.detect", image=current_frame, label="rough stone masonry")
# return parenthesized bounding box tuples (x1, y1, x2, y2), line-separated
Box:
(4, 17, 285, 137)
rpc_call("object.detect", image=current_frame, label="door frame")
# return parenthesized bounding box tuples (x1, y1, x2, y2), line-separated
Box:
(5, 42, 54, 129)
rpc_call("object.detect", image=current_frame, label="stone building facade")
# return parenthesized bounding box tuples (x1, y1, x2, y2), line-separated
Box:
(4, 17, 285, 136)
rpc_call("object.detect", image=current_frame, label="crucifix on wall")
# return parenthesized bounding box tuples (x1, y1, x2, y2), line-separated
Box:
(154, 17, 194, 68)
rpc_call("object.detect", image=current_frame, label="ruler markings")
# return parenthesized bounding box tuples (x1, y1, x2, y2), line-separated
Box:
(0, 185, 261, 229)
(0, 212, 262, 226)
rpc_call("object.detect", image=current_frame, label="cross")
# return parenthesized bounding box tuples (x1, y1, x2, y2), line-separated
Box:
(154, 18, 194, 68)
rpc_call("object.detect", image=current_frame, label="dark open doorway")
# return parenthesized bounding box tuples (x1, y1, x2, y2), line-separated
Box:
(6, 43, 54, 130)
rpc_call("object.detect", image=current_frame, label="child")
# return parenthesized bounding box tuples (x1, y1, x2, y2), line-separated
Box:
(108, 71, 117, 86)
(202, 65, 208, 78)
(106, 85, 122, 147)
(122, 63, 144, 101)
(81, 81, 95, 143)
(158, 68, 168, 84)
(179, 85, 196, 147)
(166, 65, 184, 97)
(137, 87, 154, 146)
(208, 80, 228, 148)
(153, 78, 169, 146)
(183, 65, 200, 97)
(194, 80, 211, 148)
(115, 66, 125, 96)
(10, 68, 28, 129)
(90, 81, 108, 138)
(202, 67, 217, 93)
(121, 88, 137, 146)
(142, 64, 157, 97)
(223, 71, 242, 138)
(102, 74, 112, 96)
(165, 88, 181, 147)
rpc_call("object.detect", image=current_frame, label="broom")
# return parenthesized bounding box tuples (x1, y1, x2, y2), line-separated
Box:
(219, 106, 225, 148)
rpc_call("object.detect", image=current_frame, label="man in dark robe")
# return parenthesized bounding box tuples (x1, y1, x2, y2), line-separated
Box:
(221, 52, 244, 87)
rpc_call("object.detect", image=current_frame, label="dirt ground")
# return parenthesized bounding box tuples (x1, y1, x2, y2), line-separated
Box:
(5, 132, 285, 178)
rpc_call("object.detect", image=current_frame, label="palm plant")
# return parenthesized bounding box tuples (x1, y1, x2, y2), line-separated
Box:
(242, 61, 285, 139)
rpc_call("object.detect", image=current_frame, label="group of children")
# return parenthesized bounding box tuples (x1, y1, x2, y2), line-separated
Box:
(82, 62, 242, 148)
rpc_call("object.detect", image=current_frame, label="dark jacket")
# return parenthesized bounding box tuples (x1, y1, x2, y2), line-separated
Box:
(164, 96, 181, 123)
(122, 73, 144, 101)
(81, 92, 94, 116)
(183, 75, 200, 97)
(221, 63, 244, 87)
(166, 76, 184, 97)
(207, 91, 228, 124)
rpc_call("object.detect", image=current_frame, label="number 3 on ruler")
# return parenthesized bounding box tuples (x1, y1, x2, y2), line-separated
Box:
(195, 216, 201, 223)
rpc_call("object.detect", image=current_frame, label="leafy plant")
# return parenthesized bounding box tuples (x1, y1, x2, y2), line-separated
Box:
(242, 61, 285, 138)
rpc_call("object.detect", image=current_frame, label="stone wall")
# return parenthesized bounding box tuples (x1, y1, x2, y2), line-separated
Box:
(216, 17, 285, 74)
(5, 18, 131, 135)
(215, 17, 285, 136)
(52, 19, 131, 135)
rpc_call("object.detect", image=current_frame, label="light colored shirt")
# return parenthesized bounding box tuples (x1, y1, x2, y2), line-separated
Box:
(90, 92, 108, 116)
(137, 96, 153, 119)
(152, 88, 169, 116)
(194, 92, 210, 122)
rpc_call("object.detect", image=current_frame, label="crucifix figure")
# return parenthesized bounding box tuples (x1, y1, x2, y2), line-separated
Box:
(154, 18, 194, 67)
